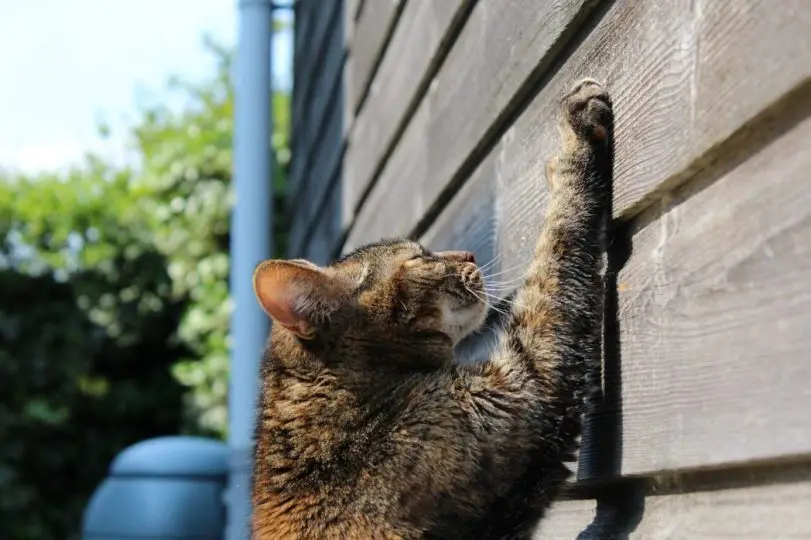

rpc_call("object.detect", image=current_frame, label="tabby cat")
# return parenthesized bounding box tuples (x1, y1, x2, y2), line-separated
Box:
(251, 79, 614, 539)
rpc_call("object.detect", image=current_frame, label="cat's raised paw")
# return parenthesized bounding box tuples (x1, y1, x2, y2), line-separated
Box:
(561, 78, 613, 143)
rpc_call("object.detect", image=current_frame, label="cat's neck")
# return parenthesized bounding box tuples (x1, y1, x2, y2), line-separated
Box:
(273, 321, 453, 372)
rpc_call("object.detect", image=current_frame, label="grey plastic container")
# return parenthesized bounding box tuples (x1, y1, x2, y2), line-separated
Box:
(82, 436, 228, 539)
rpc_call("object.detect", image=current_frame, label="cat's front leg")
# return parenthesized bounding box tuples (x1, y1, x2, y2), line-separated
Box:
(472, 79, 614, 539)
(503, 77, 613, 411)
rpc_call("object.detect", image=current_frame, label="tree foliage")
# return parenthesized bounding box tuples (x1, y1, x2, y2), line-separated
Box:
(0, 39, 289, 539)
(0, 165, 190, 539)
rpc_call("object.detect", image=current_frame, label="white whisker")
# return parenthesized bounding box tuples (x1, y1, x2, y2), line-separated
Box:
(486, 274, 527, 285)
(485, 277, 526, 289)
(466, 287, 510, 317)
(482, 260, 531, 280)
(477, 253, 502, 273)
(478, 290, 526, 310)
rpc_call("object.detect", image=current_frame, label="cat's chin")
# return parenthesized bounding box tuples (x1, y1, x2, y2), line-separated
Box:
(444, 300, 488, 344)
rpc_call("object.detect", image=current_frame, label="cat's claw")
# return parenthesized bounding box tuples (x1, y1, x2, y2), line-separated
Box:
(562, 78, 613, 143)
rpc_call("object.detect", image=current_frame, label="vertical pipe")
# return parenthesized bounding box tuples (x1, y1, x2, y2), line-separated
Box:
(227, 0, 272, 538)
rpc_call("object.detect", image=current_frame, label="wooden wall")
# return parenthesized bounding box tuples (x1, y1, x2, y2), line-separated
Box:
(289, 0, 811, 536)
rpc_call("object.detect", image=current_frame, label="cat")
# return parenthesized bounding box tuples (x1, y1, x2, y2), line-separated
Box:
(250, 78, 613, 539)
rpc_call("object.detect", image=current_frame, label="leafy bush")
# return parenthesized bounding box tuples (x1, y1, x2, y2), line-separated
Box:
(0, 168, 189, 539)
(0, 39, 290, 539)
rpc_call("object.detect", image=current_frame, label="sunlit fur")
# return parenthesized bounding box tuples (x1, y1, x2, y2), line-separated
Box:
(252, 79, 614, 539)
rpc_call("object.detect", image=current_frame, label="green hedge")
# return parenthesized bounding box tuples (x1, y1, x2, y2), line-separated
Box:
(0, 40, 290, 540)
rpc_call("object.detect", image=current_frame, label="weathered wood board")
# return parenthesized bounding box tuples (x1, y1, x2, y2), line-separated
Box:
(423, 84, 811, 478)
(288, 0, 344, 202)
(341, 0, 471, 226)
(535, 464, 811, 538)
(344, 0, 811, 254)
(289, 0, 811, 533)
(347, 0, 404, 114)
(340, 0, 603, 253)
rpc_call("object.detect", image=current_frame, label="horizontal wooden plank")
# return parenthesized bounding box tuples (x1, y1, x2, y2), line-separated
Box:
(341, 0, 470, 224)
(299, 10, 345, 180)
(291, 0, 328, 154)
(287, 42, 345, 257)
(423, 82, 811, 476)
(534, 463, 811, 538)
(296, 1, 339, 110)
(612, 108, 811, 476)
(287, 84, 345, 257)
(289, 51, 344, 214)
(351, 0, 365, 24)
(343, 0, 357, 63)
(290, 0, 344, 197)
(340, 0, 602, 253)
(341, 45, 354, 141)
(346, 90, 430, 248)
(299, 0, 469, 251)
(347, 0, 361, 25)
(291, 0, 311, 132)
(292, 0, 315, 95)
(290, 0, 315, 183)
(531, 498, 595, 539)
(293, 0, 316, 56)
(303, 171, 344, 266)
(343, 0, 811, 257)
(341, 0, 358, 142)
(348, 0, 404, 114)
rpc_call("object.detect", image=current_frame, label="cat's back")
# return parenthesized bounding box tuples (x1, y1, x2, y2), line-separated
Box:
(252, 338, 417, 538)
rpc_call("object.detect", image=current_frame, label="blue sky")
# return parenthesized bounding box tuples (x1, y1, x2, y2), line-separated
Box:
(0, 0, 292, 174)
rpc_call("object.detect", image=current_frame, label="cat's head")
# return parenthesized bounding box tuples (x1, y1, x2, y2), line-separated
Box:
(253, 239, 487, 359)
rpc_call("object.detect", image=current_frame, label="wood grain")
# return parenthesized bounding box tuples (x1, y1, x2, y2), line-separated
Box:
(297, 0, 340, 113)
(291, 0, 312, 150)
(610, 111, 811, 476)
(288, 0, 344, 202)
(292, 0, 811, 482)
(285, 1, 811, 534)
(290, 0, 316, 200)
(347, 0, 404, 115)
(303, 173, 344, 266)
(288, 80, 345, 257)
(533, 464, 811, 538)
(346, 0, 361, 26)
(421, 153, 500, 269)
(344, 91, 431, 252)
(343, 0, 811, 256)
(342, 0, 358, 139)
(341, 0, 470, 226)
(301, 6, 345, 175)
(422, 90, 811, 476)
(291, 1, 336, 172)
(340, 0, 601, 253)
(291, 0, 315, 132)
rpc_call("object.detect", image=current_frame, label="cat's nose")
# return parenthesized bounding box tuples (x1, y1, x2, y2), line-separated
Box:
(436, 250, 476, 264)
(461, 265, 483, 288)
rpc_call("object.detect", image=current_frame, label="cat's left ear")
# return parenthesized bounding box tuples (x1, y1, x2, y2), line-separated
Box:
(252, 259, 347, 339)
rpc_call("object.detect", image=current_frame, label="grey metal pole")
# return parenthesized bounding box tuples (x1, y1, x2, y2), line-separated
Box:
(227, 0, 273, 538)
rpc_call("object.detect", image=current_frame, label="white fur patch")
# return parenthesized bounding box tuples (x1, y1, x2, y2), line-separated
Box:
(441, 299, 487, 345)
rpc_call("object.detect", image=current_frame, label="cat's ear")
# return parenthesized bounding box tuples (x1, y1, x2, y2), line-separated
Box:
(252, 259, 345, 339)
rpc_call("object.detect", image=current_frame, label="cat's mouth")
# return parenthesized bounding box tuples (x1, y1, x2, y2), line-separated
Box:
(444, 272, 488, 342)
